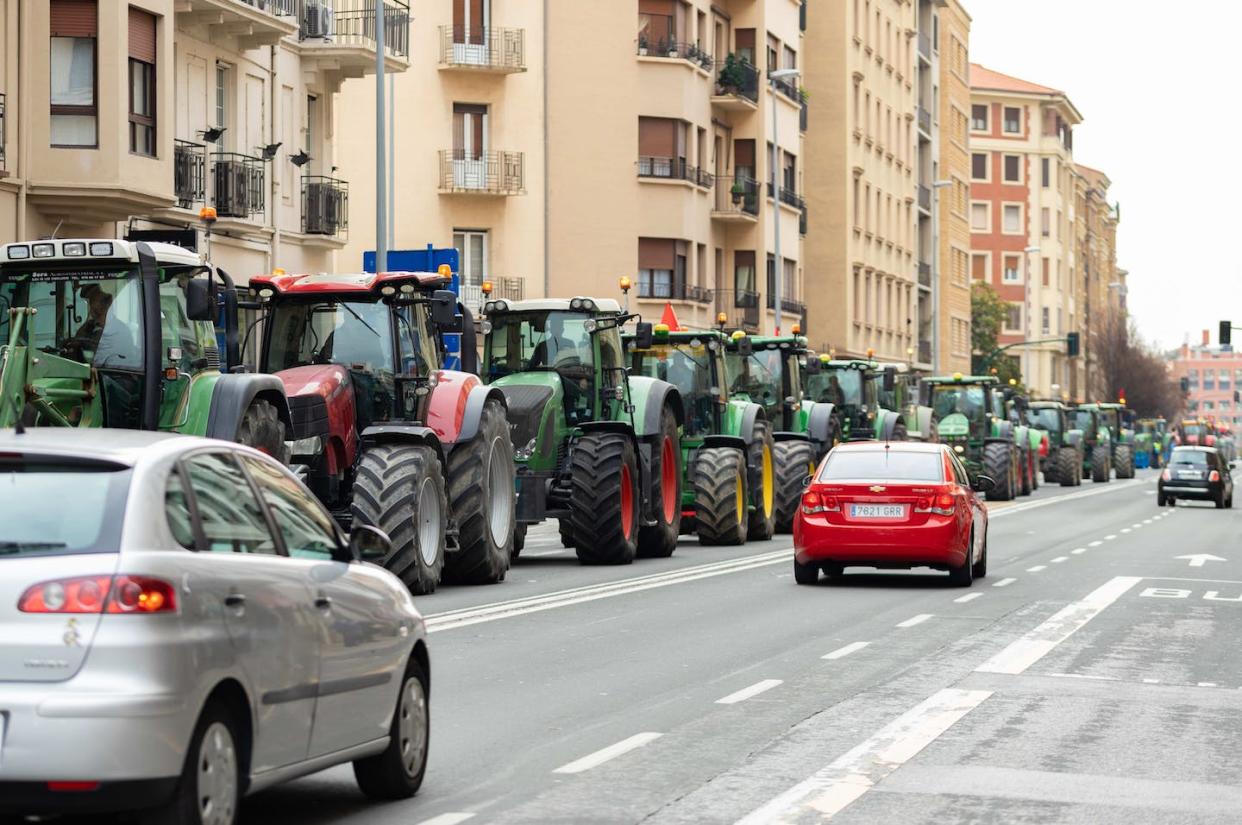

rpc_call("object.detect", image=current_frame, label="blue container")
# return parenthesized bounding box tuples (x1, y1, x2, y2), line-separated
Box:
(364, 245, 464, 369)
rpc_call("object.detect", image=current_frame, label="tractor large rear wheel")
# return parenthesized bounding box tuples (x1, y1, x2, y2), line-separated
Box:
(638, 406, 682, 559)
(443, 399, 515, 585)
(235, 399, 287, 463)
(746, 420, 777, 541)
(351, 444, 447, 595)
(984, 442, 1015, 501)
(1091, 445, 1111, 482)
(693, 447, 747, 546)
(774, 440, 816, 534)
(1114, 444, 1135, 479)
(1056, 446, 1079, 487)
(1017, 448, 1032, 497)
(569, 433, 639, 565)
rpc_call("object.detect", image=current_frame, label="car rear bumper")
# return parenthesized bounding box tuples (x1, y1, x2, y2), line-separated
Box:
(0, 778, 178, 815)
(794, 516, 968, 569)
(1160, 483, 1220, 499)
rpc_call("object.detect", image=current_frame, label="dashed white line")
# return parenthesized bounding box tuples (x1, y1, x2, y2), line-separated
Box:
(954, 592, 983, 603)
(1088, 540, 1104, 547)
(1120, 528, 1132, 534)
(553, 732, 663, 774)
(1131, 523, 1143, 529)
(1027, 565, 1047, 572)
(716, 679, 783, 705)
(417, 815, 476, 825)
(897, 613, 934, 628)
(1051, 556, 1068, 564)
(1198, 682, 1218, 688)
(1104, 534, 1118, 541)
(1142, 678, 1160, 684)
(1143, 518, 1154, 524)
(823, 641, 870, 660)
(1071, 548, 1087, 555)
(992, 578, 1017, 588)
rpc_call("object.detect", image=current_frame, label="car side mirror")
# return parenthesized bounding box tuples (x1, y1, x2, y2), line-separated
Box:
(1231, 461, 1237, 470)
(348, 524, 391, 563)
(430, 289, 458, 328)
(736, 337, 754, 357)
(633, 321, 654, 349)
(185, 278, 217, 322)
(882, 366, 896, 392)
(972, 474, 996, 493)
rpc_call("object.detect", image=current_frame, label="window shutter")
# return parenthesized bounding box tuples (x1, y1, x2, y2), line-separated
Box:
(129, 7, 156, 64)
(638, 238, 675, 270)
(734, 139, 755, 168)
(50, 0, 97, 37)
(638, 117, 677, 158)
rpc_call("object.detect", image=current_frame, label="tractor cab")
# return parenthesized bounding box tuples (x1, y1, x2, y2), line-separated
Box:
(804, 358, 878, 440)
(926, 376, 993, 442)
(627, 324, 728, 438)
(723, 332, 806, 432)
(1026, 401, 1068, 438)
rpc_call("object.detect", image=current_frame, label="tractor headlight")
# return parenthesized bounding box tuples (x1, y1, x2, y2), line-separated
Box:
(584, 319, 598, 333)
(514, 438, 537, 460)
(286, 436, 323, 457)
(953, 444, 965, 454)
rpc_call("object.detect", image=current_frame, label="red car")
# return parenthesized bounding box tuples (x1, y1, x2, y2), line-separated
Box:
(793, 441, 992, 586)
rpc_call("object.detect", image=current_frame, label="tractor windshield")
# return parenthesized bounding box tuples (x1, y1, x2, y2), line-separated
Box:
(267, 300, 402, 375)
(806, 367, 864, 407)
(1097, 409, 1120, 432)
(631, 340, 717, 437)
(1072, 410, 1094, 431)
(1026, 408, 1063, 433)
(726, 347, 783, 417)
(486, 311, 597, 422)
(931, 385, 985, 422)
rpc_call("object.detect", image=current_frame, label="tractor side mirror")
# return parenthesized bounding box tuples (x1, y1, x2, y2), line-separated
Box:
(972, 474, 996, 493)
(430, 290, 458, 328)
(633, 322, 654, 349)
(736, 337, 754, 357)
(348, 524, 391, 563)
(804, 357, 821, 374)
(185, 278, 217, 322)
(801, 473, 814, 489)
(882, 366, 896, 392)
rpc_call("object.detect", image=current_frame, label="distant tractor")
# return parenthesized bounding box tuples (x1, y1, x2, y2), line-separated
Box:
(1082, 402, 1135, 479)
(0, 238, 290, 451)
(1003, 391, 1042, 495)
(481, 297, 684, 564)
(1068, 404, 1113, 483)
(803, 357, 908, 443)
(1134, 417, 1172, 469)
(921, 374, 1023, 500)
(1026, 400, 1083, 486)
(871, 361, 938, 442)
(250, 268, 516, 594)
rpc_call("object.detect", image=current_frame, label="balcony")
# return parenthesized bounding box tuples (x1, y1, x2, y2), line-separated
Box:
(917, 104, 932, 137)
(174, 0, 298, 48)
(917, 183, 931, 213)
(711, 55, 759, 110)
(917, 261, 932, 288)
(212, 153, 265, 219)
(770, 72, 802, 106)
(637, 156, 713, 189)
(302, 175, 349, 239)
(174, 140, 207, 208)
(438, 150, 525, 196)
(715, 289, 760, 332)
(917, 31, 931, 62)
(636, 17, 715, 71)
(635, 281, 714, 304)
(767, 181, 806, 211)
(800, 99, 808, 133)
(299, 0, 410, 77)
(766, 294, 806, 316)
(439, 25, 526, 73)
(800, 204, 808, 236)
(711, 175, 760, 222)
(0, 93, 7, 177)
(460, 276, 523, 313)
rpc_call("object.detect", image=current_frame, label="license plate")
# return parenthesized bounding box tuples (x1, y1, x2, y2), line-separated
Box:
(849, 503, 907, 519)
(1179, 471, 1203, 480)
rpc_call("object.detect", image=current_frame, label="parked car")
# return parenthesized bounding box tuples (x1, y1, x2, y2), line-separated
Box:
(1158, 446, 1235, 508)
(794, 441, 992, 586)
(0, 429, 430, 825)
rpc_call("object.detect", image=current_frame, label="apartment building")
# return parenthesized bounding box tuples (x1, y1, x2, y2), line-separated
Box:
(969, 63, 1081, 397)
(337, 0, 806, 334)
(1072, 163, 1122, 400)
(804, 0, 919, 363)
(0, 0, 409, 279)
(1168, 339, 1242, 427)
(935, 0, 971, 374)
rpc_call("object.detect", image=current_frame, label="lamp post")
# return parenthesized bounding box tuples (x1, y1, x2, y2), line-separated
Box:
(374, 0, 387, 273)
(1022, 244, 1040, 387)
(930, 179, 952, 370)
(769, 67, 800, 336)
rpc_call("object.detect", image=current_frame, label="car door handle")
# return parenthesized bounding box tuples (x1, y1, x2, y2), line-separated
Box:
(314, 596, 332, 610)
(224, 593, 246, 608)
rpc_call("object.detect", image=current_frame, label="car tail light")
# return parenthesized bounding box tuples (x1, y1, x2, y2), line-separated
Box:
(801, 491, 823, 514)
(47, 782, 101, 792)
(1161, 469, 1171, 481)
(19, 575, 177, 614)
(915, 490, 956, 516)
(1209, 470, 1221, 482)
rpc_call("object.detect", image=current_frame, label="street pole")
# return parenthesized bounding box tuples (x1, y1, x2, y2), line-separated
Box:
(771, 80, 782, 337)
(388, 72, 395, 249)
(375, 0, 387, 273)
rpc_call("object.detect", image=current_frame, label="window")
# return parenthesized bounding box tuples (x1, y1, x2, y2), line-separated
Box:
(971, 253, 988, 281)
(1204, 372, 1215, 390)
(1042, 257, 1050, 286)
(970, 202, 989, 232)
(971, 103, 987, 131)
(1003, 106, 1021, 134)
(970, 152, 987, 180)
(128, 7, 156, 156)
(1002, 203, 1021, 233)
(638, 238, 684, 298)
(1002, 255, 1021, 283)
(454, 230, 488, 293)
(1003, 155, 1020, 183)
(50, 0, 98, 147)
(1041, 157, 1050, 188)
(1041, 307, 1050, 335)
(215, 63, 231, 148)
(1005, 304, 1023, 332)
(243, 456, 339, 560)
(184, 453, 277, 554)
(1041, 207, 1051, 237)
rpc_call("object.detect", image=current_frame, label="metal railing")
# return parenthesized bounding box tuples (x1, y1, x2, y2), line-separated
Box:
(919, 340, 932, 364)
(800, 100, 808, 132)
(637, 156, 713, 188)
(771, 72, 801, 104)
(917, 31, 931, 60)
(302, 175, 348, 236)
(212, 152, 265, 218)
(439, 25, 525, 70)
(174, 139, 206, 208)
(768, 181, 806, 210)
(917, 184, 931, 211)
(299, 0, 410, 59)
(917, 104, 932, 135)
(714, 175, 760, 217)
(460, 277, 524, 312)
(438, 150, 525, 194)
(715, 288, 760, 330)
(713, 55, 759, 103)
(637, 27, 716, 71)
(0, 93, 6, 173)
(242, 0, 297, 15)
(686, 285, 713, 304)
(917, 261, 932, 287)
(766, 294, 805, 315)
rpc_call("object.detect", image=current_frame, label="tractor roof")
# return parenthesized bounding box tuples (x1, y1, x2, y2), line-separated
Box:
(643, 326, 730, 341)
(819, 358, 879, 369)
(249, 271, 450, 295)
(0, 238, 202, 269)
(1029, 400, 1067, 409)
(923, 375, 999, 385)
(486, 297, 623, 314)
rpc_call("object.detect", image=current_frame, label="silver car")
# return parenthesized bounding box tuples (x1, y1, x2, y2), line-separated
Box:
(0, 430, 430, 824)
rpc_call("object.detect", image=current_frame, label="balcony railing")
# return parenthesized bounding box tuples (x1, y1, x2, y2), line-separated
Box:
(242, 0, 296, 14)
(174, 140, 207, 208)
(918, 261, 932, 288)
(439, 25, 525, 71)
(800, 100, 808, 132)
(917, 104, 932, 135)
(766, 294, 805, 315)
(300, 0, 410, 59)
(715, 289, 760, 331)
(637, 156, 713, 188)
(713, 55, 759, 104)
(771, 72, 801, 104)
(713, 175, 760, 218)
(438, 150, 524, 195)
(0, 93, 7, 175)
(212, 153, 265, 218)
(917, 31, 931, 60)
(302, 175, 349, 237)
(768, 181, 806, 210)
(919, 340, 932, 365)
(460, 277, 524, 312)
(917, 184, 931, 211)
(635, 281, 715, 303)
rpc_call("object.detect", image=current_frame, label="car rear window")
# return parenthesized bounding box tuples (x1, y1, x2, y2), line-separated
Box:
(1170, 449, 1209, 467)
(0, 457, 132, 557)
(818, 449, 945, 482)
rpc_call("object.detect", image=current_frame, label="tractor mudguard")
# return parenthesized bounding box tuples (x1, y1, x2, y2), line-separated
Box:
(805, 400, 836, 446)
(628, 375, 684, 437)
(702, 434, 746, 451)
(739, 402, 763, 445)
(426, 369, 487, 445)
(360, 424, 446, 466)
(983, 436, 1012, 446)
(202, 374, 292, 441)
(444, 383, 508, 449)
(914, 406, 935, 441)
(878, 412, 903, 441)
(773, 431, 810, 442)
(993, 420, 1014, 441)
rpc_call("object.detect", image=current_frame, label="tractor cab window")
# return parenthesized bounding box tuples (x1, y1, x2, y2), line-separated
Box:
(1027, 408, 1063, 433)
(1072, 410, 1095, 433)
(0, 273, 143, 371)
(931, 385, 985, 421)
(806, 367, 864, 408)
(1098, 409, 1120, 432)
(727, 346, 783, 421)
(487, 311, 596, 423)
(394, 303, 438, 378)
(632, 339, 717, 436)
(872, 373, 897, 412)
(990, 391, 1006, 421)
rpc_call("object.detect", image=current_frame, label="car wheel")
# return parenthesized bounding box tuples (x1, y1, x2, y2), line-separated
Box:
(794, 558, 819, 585)
(1167, 496, 1176, 507)
(948, 532, 975, 587)
(1157, 492, 1166, 507)
(1215, 491, 1225, 509)
(142, 703, 241, 825)
(971, 528, 988, 579)
(354, 657, 430, 800)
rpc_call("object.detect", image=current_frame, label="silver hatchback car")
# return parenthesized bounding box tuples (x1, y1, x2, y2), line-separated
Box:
(0, 430, 430, 824)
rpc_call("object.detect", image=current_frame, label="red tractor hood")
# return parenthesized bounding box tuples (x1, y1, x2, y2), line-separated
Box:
(276, 363, 351, 400)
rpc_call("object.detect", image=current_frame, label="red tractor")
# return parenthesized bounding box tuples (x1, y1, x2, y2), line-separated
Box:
(248, 269, 515, 594)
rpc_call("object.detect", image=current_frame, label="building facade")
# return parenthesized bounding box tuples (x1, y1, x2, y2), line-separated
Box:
(1072, 163, 1121, 400)
(969, 63, 1081, 397)
(336, 0, 806, 334)
(0, 0, 408, 279)
(935, 0, 971, 374)
(1167, 339, 1242, 428)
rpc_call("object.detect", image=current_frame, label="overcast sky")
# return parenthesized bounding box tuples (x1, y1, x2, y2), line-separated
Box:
(968, 1, 1227, 351)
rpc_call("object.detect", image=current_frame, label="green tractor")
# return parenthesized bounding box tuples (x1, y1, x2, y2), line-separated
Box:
(920, 374, 1023, 501)
(1083, 402, 1135, 479)
(1026, 400, 1083, 486)
(872, 361, 937, 441)
(1003, 391, 1042, 495)
(626, 325, 800, 540)
(1134, 417, 1172, 469)
(0, 238, 290, 451)
(802, 357, 909, 442)
(1068, 404, 1113, 482)
(481, 297, 684, 564)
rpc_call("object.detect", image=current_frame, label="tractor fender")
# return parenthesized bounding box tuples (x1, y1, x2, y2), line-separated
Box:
(984, 437, 1013, 447)
(628, 375, 685, 437)
(702, 434, 746, 452)
(879, 411, 904, 441)
(773, 431, 809, 442)
(739, 402, 764, 445)
(915, 406, 935, 441)
(425, 369, 486, 445)
(359, 424, 446, 467)
(993, 420, 1014, 441)
(204, 374, 293, 442)
(1064, 429, 1084, 449)
(805, 400, 836, 446)
(444, 382, 508, 449)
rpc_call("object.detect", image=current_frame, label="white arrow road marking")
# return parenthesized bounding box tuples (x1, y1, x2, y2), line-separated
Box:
(553, 732, 662, 774)
(1176, 554, 1227, 568)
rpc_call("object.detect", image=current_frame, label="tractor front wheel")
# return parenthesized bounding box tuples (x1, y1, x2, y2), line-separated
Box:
(511, 524, 527, 560)
(1114, 444, 1135, 479)
(983, 442, 1015, 501)
(351, 444, 448, 595)
(1091, 445, 1111, 482)
(746, 420, 777, 541)
(774, 440, 816, 534)
(637, 405, 682, 558)
(693, 447, 747, 546)
(1056, 446, 1078, 487)
(235, 399, 287, 463)
(443, 399, 515, 585)
(569, 432, 639, 565)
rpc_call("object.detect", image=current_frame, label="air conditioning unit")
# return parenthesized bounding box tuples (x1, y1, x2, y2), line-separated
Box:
(304, 182, 340, 235)
(303, 1, 335, 38)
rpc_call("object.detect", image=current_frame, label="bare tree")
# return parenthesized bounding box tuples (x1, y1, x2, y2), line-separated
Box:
(1097, 317, 1182, 419)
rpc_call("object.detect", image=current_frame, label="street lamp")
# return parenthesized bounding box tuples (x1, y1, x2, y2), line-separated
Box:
(770, 67, 800, 336)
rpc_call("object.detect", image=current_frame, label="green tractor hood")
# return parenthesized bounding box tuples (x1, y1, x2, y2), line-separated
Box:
(938, 412, 970, 438)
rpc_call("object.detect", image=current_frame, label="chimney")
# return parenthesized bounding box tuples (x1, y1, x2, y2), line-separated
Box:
(1203, 329, 1211, 347)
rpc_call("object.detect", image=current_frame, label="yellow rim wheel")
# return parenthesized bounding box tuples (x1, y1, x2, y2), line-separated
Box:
(761, 444, 774, 516)
(735, 471, 745, 524)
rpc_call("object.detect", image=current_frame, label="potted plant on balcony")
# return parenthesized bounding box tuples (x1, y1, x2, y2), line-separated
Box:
(717, 53, 746, 95)
(730, 179, 746, 205)
(638, 33, 649, 56)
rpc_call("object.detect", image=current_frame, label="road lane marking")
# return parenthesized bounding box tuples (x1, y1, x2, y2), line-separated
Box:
(1198, 682, 1218, 688)
(1143, 678, 1160, 684)
(976, 576, 1142, 675)
(1051, 556, 1068, 564)
(426, 549, 792, 632)
(823, 642, 870, 660)
(1143, 519, 1153, 524)
(1071, 548, 1087, 555)
(992, 578, 1017, 588)
(1026, 565, 1047, 572)
(716, 679, 783, 705)
(553, 732, 662, 774)
(1176, 554, 1227, 568)
(1104, 534, 1118, 540)
(735, 688, 992, 824)
(417, 815, 476, 825)
(1132, 523, 1143, 528)
(897, 613, 933, 628)
(986, 478, 1143, 519)
(1120, 528, 1131, 534)
(1088, 540, 1103, 547)
(954, 593, 983, 603)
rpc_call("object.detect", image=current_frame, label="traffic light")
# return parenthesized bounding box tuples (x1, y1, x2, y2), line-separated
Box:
(1066, 332, 1080, 357)
(1181, 376, 1191, 393)
(1221, 321, 1232, 346)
